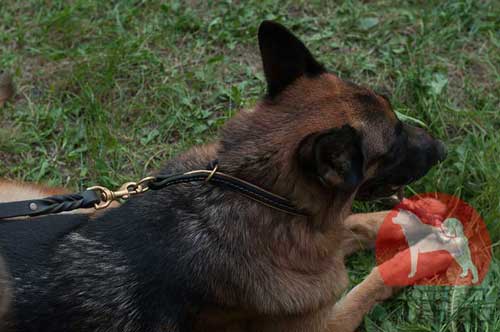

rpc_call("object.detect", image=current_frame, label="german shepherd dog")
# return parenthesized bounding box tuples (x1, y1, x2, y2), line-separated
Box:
(0, 21, 447, 331)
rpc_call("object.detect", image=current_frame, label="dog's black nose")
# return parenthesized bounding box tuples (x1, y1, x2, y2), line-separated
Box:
(435, 140, 447, 162)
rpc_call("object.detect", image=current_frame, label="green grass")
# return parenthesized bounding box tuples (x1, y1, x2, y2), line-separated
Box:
(1, 0, 499, 330)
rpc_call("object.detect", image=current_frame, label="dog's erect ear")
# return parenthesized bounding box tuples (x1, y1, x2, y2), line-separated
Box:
(258, 21, 325, 97)
(298, 125, 364, 191)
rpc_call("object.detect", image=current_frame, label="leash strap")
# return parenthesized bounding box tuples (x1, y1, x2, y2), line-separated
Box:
(0, 162, 308, 220)
(0, 190, 100, 220)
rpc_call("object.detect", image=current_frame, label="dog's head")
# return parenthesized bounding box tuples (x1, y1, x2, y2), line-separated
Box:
(220, 21, 446, 202)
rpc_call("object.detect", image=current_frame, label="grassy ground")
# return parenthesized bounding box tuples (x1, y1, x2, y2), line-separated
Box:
(1, 0, 499, 330)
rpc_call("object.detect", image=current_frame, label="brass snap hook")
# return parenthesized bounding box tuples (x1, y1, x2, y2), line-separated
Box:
(114, 182, 139, 200)
(87, 176, 157, 210)
(87, 186, 114, 210)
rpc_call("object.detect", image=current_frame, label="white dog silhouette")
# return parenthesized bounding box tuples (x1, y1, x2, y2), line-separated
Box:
(392, 209, 478, 283)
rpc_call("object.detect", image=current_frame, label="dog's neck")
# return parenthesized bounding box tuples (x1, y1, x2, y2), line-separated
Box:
(216, 106, 354, 229)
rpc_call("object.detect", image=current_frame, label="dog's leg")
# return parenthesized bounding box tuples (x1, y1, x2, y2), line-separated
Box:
(327, 247, 454, 332)
(327, 267, 395, 332)
(342, 211, 395, 256)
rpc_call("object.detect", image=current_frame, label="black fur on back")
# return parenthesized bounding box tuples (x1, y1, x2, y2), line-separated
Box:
(1, 150, 272, 331)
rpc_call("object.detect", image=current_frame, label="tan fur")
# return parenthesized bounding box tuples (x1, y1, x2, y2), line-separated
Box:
(342, 211, 390, 257)
(0, 180, 69, 203)
(219, 74, 398, 220)
(186, 74, 401, 330)
(193, 210, 393, 331)
(194, 70, 407, 330)
(326, 211, 399, 331)
(328, 267, 395, 332)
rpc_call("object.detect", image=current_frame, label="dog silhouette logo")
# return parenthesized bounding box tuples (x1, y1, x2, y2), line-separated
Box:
(376, 193, 491, 286)
(392, 211, 479, 283)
